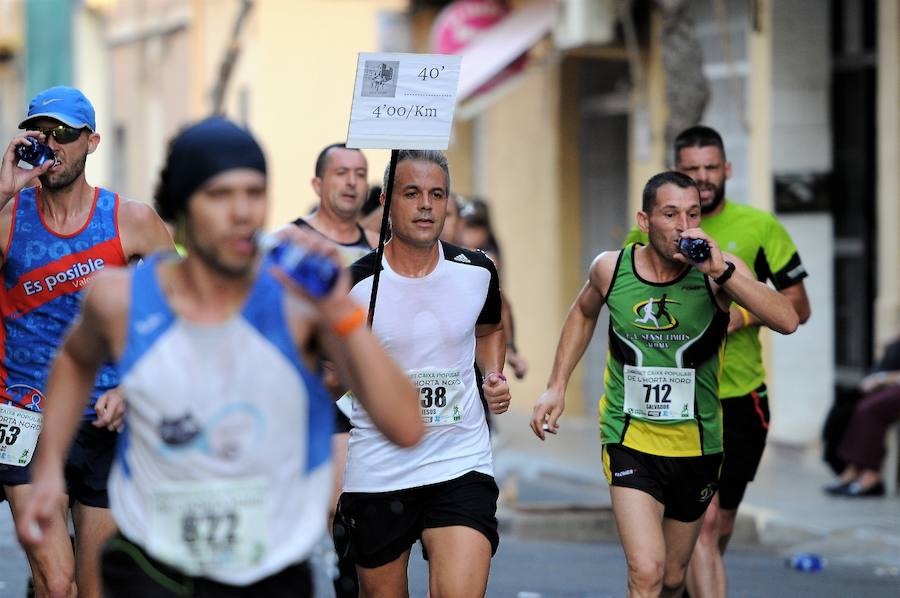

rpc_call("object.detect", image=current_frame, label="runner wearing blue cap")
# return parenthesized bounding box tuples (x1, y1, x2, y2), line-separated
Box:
(0, 86, 174, 598)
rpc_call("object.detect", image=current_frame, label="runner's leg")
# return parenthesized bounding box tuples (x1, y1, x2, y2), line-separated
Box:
(6, 485, 76, 598)
(660, 515, 705, 597)
(356, 548, 412, 598)
(71, 501, 117, 598)
(685, 494, 726, 597)
(421, 525, 491, 598)
(610, 485, 666, 598)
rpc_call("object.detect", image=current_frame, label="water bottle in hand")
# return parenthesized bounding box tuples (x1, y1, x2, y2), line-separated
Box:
(678, 238, 711, 262)
(264, 237, 339, 299)
(15, 137, 55, 167)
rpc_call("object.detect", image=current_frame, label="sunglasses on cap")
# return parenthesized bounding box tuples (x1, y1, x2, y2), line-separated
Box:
(33, 124, 87, 145)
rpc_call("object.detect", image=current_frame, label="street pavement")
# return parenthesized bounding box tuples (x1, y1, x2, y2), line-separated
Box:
(1, 409, 898, 596)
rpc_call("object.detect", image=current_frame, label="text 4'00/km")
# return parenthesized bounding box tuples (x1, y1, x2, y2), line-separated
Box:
(372, 104, 439, 119)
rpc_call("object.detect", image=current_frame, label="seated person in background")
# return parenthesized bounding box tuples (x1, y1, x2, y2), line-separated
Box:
(825, 336, 900, 497)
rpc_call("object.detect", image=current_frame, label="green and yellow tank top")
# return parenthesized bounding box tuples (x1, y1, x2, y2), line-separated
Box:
(600, 245, 729, 456)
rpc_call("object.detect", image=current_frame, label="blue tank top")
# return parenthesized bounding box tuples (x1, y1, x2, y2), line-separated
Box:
(0, 186, 127, 419)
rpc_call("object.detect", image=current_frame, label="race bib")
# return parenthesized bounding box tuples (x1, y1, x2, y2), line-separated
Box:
(148, 478, 267, 575)
(623, 365, 695, 421)
(408, 368, 465, 427)
(0, 403, 42, 467)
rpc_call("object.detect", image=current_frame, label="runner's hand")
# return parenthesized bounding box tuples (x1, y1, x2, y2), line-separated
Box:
(483, 372, 511, 415)
(531, 387, 565, 440)
(15, 467, 65, 548)
(93, 387, 125, 432)
(0, 132, 54, 200)
(672, 228, 726, 278)
(268, 227, 352, 308)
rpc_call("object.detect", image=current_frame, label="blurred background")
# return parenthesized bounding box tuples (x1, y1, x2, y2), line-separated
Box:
(0, 1, 898, 593)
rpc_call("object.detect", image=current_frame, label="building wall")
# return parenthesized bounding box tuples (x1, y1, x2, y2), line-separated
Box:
(254, 0, 405, 230)
(473, 62, 584, 414)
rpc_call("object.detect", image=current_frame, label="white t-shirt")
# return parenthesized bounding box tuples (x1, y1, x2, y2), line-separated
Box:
(345, 241, 502, 492)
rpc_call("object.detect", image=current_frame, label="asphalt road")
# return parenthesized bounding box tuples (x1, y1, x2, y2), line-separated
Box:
(2, 507, 897, 597)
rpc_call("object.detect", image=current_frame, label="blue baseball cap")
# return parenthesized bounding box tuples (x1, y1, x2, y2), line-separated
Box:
(18, 86, 96, 131)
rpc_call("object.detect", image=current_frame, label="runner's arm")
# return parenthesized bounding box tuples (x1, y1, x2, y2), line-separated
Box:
(16, 281, 113, 547)
(731, 282, 810, 331)
(708, 254, 799, 335)
(476, 321, 511, 415)
(531, 253, 612, 439)
(316, 295, 423, 447)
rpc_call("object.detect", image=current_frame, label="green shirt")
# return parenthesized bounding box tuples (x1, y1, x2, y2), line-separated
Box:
(601, 245, 729, 456)
(623, 200, 808, 398)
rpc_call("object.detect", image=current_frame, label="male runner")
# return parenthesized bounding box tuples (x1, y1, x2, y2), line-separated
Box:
(0, 86, 173, 598)
(338, 150, 512, 597)
(623, 126, 811, 597)
(532, 171, 799, 597)
(17, 117, 423, 598)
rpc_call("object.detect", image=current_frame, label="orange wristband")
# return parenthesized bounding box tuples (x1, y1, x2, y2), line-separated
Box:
(332, 306, 366, 337)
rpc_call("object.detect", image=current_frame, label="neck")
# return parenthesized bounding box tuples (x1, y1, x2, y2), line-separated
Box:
(39, 177, 94, 228)
(634, 245, 689, 283)
(168, 255, 257, 323)
(384, 238, 440, 278)
(307, 207, 361, 244)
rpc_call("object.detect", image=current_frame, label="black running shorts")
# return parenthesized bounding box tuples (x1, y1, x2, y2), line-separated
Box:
(603, 443, 722, 523)
(335, 470, 500, 568)
(718, 384, 769, 510)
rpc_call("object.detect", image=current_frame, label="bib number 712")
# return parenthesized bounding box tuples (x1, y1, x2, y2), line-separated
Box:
(643, 384, 672, 403)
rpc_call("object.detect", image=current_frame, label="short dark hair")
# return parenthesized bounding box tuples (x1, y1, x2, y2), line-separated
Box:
(383, 150, 450, 196)
(314, 143, 363, 178)
(642, 171, 699, 212)
(673, 125, 726, 165)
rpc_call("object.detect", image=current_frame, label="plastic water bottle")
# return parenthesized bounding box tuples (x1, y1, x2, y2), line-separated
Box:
(262, 236, 339, 299)
(15, 136, 55, 167)
(786, 552, 824, 572)
(678, 237, 711, 262)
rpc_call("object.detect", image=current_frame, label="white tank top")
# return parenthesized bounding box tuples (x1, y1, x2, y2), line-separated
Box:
(109, 256, 333, 585)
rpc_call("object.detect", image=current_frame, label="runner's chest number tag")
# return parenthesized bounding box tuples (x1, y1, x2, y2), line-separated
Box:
(0, 403, 42, 467)
(408, 368, 465, 427)
(623, 366, 695, 421)
(148, 478, 267, 575)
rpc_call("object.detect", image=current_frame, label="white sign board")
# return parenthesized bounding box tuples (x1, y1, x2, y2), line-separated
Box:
(346, 52, 462, 150)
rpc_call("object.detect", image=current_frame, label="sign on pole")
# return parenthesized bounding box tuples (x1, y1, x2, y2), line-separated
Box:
(346, 52, 462, 150)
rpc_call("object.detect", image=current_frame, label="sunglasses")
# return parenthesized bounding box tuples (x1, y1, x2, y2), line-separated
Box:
(34, 125, 86, 144)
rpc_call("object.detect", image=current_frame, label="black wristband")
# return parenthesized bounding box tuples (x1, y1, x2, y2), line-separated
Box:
(713, 261, 736, 286)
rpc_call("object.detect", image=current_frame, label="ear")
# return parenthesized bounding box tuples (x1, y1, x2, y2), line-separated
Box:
(379, 192, 386, 207)
(87, 132, 101, 155)
(311, 176, 323, 197)
(724, 160, 733, 180)
(637, 210, 650, 233)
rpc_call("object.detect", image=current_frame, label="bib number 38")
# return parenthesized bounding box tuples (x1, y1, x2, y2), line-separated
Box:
(407, 368, 465, 427)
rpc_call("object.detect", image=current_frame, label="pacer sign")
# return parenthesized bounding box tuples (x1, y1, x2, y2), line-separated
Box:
(346, 52, 462, 150)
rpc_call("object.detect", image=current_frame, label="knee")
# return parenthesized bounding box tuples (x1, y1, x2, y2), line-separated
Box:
(662, 566, 687, 594)
(37, 570, 76, 598)
(717, 512, 736, 539)
(626, 555, 664, 593)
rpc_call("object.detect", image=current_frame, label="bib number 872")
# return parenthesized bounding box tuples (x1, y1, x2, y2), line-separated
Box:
(181, 511, 239, 552)
(420, 386, 447, 409)
(643, 384, 672, 403)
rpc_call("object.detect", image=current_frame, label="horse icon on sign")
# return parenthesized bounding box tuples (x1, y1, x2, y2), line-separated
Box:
(362, 60, 399, 97)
